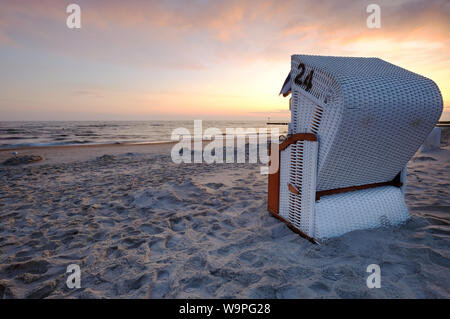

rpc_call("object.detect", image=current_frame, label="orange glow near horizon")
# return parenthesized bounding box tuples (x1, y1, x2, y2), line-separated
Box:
(0, 0, 448, 121)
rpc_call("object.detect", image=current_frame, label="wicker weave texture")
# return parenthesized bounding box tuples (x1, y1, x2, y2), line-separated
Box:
(279, 146, 291, 220)
(289, 55, 443, 191)
(285, 140, 318, 237)
(314, 186, 409, 239)
(276, 55, 442, 239)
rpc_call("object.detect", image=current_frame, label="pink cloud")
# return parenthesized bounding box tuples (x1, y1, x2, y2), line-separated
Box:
(0, 0, 448, 119)
(1, 0, 448, 65)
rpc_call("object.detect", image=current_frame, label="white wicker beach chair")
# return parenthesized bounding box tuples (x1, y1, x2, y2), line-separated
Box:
(268, 55, 443, 242)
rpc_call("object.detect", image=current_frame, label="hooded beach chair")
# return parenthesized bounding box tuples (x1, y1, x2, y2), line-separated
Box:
(268, 55, 443, 242)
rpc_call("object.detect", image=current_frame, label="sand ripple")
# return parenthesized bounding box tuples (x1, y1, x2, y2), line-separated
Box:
(0, 148, 449, 298)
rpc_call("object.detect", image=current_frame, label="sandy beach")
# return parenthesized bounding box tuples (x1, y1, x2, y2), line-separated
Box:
(0, 128, 449, 299)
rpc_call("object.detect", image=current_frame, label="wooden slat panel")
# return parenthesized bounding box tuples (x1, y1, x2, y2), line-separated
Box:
(279, 133, 317, 151)
(316, 181, 403, 200)
(267, 144, 280, 214)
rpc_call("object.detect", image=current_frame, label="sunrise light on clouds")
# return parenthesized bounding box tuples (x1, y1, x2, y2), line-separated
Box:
(0, 0, 448, 120)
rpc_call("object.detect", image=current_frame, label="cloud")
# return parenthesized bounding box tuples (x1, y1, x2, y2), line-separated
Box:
(0, 0, 448, 119)
(1, 0, 448, 66)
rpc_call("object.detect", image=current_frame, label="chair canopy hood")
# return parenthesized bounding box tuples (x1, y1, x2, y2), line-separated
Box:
(282, 54, 443, 191)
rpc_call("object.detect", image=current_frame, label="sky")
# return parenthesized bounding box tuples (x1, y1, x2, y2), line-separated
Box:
(0, 0, 449, 121)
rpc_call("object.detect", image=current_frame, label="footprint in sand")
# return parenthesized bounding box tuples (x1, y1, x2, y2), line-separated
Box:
(2, 259, 49, 278)
(309, 281, 330, 295)
(140, 223, 164, 235)
(149, 269, 170, 298)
